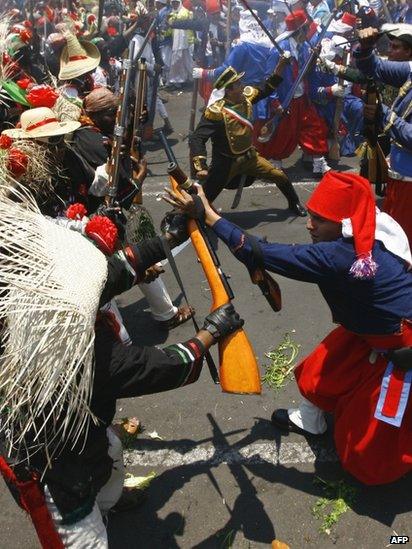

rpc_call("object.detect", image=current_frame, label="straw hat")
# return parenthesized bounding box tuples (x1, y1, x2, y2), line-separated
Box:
(0, 180, 108, 460)
(3, 107, 81, 139)
(58, 32, 101, 81)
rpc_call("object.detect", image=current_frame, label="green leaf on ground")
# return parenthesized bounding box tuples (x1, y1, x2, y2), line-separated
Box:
(312, 477, 358, 535)
(262, 333, 301, 390)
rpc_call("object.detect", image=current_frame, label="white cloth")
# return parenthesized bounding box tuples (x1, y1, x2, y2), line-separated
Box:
(132, 34, 155, 73)
(44, 428, 125, 548)
(288, 397, 327, 434)
(342, 209, 412, 268)
(168, 46, 193, 84)
(238, 9, 272, 47)
(207, 87, 225, 107)
(90, 163, 109, 197)
(139, 276, 178, 321)
(289, 38, 304, 98)
(96, 427, 125, 515)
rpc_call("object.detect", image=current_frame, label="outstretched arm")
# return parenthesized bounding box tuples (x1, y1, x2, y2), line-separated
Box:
(163, 185, 340, 284)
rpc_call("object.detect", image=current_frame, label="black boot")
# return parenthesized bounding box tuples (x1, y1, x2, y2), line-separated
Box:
(276, 179, 307, 217)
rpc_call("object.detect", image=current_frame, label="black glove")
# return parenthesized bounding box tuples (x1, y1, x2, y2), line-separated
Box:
(202, 303, 244, 341)
(387, 347, 412, 372)
(160, 210, 189, 245)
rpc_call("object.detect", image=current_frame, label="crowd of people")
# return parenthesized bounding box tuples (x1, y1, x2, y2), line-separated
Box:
(0, 0, 411, 546)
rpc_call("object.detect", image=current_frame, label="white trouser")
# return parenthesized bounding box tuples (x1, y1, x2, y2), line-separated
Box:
(147, 81, 168, 120)
(138, 276, 177, 321)
(288, 397, 327, 434)
(44, 428, 124, 548)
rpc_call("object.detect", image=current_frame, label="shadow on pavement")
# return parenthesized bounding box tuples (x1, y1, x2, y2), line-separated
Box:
(107, 415, 412, 548)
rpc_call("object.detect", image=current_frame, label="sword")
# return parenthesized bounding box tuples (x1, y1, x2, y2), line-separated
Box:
(231, 174, 247, 209)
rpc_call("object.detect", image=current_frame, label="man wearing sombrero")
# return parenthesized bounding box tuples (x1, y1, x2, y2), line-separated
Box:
(0, 180, 244, 546)
(189, 59, 307, 216)
(167, 170, 412, 486)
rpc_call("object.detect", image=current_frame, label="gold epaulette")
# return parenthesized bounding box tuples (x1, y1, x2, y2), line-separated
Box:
(243, 86, 259, 102)
(204, 99, 225, 121)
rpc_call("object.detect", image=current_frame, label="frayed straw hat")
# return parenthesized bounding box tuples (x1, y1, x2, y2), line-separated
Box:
(59, 32, 101, 81)
(0, 178, 108, 460)
(3, 107, 81, 139)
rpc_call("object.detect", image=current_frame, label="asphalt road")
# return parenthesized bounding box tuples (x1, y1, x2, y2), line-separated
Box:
(1, 88, 411, 549)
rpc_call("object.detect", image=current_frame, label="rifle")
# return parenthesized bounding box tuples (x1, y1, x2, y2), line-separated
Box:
(130, 58, 148, 205)
(97, 0, 104, 34)
(329, 49, 350, 161)
(359, 78, 388, 196)
(225, 0, 232, 55)
(106, 41, 136, 206)
(258, 8, 338, 143)
(159, 135, 261, 395)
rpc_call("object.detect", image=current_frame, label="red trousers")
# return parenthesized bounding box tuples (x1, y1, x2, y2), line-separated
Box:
(383, 177, 412, 248)
(295, 322, 412, 485)
(254, 96, 329, 160)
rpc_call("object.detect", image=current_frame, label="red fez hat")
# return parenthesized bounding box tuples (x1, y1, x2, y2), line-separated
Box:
(284, 10, 308, 32)
(307, 171, 378, 278)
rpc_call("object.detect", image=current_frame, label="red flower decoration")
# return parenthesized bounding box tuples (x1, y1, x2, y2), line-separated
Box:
(107, 26, 118, 37)
(87, 14, 96, 25)
(26, 84, 59, 108)
(23, 20, 33, 29)
(85, 216, 118, 255)
(19, 28, 33, 44)
(17, 77, 32, 89)
(7, 148, 28, 178)
(66, 203, 88, 220)
(0, 135, 13, 149)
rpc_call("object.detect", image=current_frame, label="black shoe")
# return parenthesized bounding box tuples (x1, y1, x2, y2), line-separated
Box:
(288, 202, 307, 217)
(271, 408, 324, 437)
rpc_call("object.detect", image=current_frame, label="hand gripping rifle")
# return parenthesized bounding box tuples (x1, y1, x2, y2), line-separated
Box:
(106, 41, 136, 206)
(159, 133, 261, 395)
(258, 8, 338, 143)
(359, 77, 388, 196)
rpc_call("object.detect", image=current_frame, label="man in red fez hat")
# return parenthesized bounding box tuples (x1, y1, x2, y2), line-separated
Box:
(255, 9, 331, 178)
(167, 170, 412, 486)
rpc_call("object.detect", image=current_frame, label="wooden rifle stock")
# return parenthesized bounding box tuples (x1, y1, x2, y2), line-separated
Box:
(360, 78, 388, 195)
(130, 59, 148, 205)
(106, 42, 136, 205)
(168, 165, 261, 395)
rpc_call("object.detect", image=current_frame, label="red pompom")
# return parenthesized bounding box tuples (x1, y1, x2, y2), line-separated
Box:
(66, 203, 88, 220)
(85, 215, 118, 255)
(26, 84, 59, 108)
(0, 135, 13, 149)
(17, 77, 32, 89)
(107, 26, 118, 37)
(7, 148, 28, 178)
